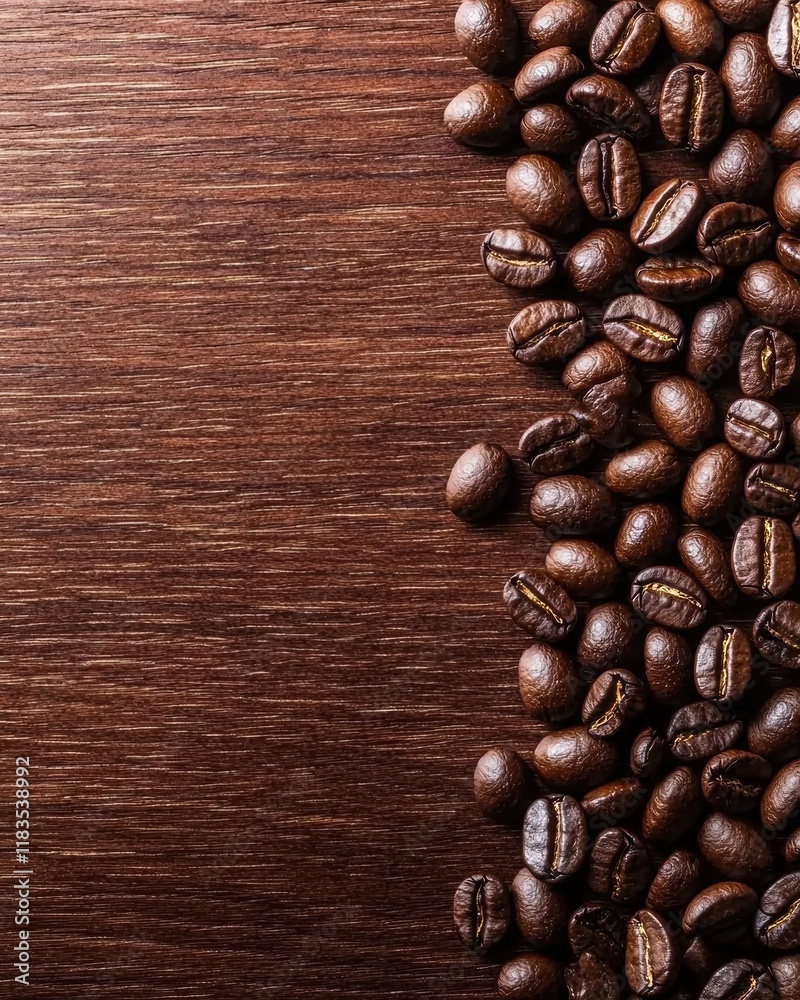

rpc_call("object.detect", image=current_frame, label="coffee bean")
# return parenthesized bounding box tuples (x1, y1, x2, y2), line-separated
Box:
(651, 375, 715, 452)
(591, 0, 660, 75)
(511, 868, 570, 948)
(519, 643, 581, 722)
(567, 74, 650, 139)
(684, 936, 729, 984)
(582, 668, 645, 737)
(698, 203, 774, 268)
(607, 441, 682, 499)
(656, 0, 724, 62)
(455, 0, 522, 74)
(678, 526, 736, 605)
(504, 569, 578, 640)
(739, 327, 796, 398)
(523, 793, 589, 882)
(474, 747, 534, 821)
(777, 162, 800, 237)
(445, 82, 521, 148)
(577, 133, 642, 222)
(647, 849, 703, 910)
(660, 62, 724, 152)
(755, 872, 800, 949)
(771, 956, 800, 1000)
(783, 828, 800, 864)
(631, 178, 706, 254)
(709, 129, 774, 203)
(739, 261, 800, 331)
(615, 503, 678, 569)
(588, 826, 649, 901)
(577, 601, 639, 672)
(515, 46, 586, 105)
(686, 297, 745, 381)
(498, 953, 565, 1000)
(701, 960, 777, 1000)
(695, 625, 752, 704)
(546, 539, 622, 599)
(582, 777, 649, 824)
(642, 766, 703, 843)
(682, 881, 758, 939)
(446, 442, 513, 521)
(453, 872, 511, 952)
(632, 60, 671, 116)
(625, 907, 679, 998)
(506, 155, 582, 234)
(768, 0, 800, 78)
(631, 565, 707, 630)
(748, 687, 800, 759)
(753, 600, 800, 668)
(533, 726, 620, 790)
(777, 232, 800, 275)
(519, 414, 592, 475)
(529, 474, 617, 535)
(762, 759, 800, 832)
(563, 339, 641, 405)
(698, 812, 773, 882)
(746, 464, 800, 517)
(666, 701, 743, 760)
(482, 228, 558, 290)
(603, 294, 685, 363)
(569, 903, 627, 967)
(565, 953, 620, 1000)
(720, 32, 782, 125)
(521, 103, 582, 154)
(645, 627, 695, 704)
(725, 398, 786, 460)
(682, 443, 743, 525)
(509, 300, 587, 366)
(710, 0, 772, 26)
(636, 256, 725, 303)
(565, 229, 633, 296)
(528, 0, 600, 51)
(792, 412, 800, 453)
(702, 750, 772, 812)
(574, 397, 633, 449)
(772, 97, 800, 156)
(630, 727, 664, 778)
(732, 516, 796, 600)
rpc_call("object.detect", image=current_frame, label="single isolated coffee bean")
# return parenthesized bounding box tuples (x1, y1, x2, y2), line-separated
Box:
(682, 443, 742, 525)
(582, 776, 648, 825)
(508, 300, 587, 366)
(565, 953, 620, 1000)
(474, 747, 534, 821)
(731, 515, 796, 600)
(569, 903, 627, 967)
(647, 849, 702, 911)
(777, 231, 800, 273)
(511, 868, 570, 949)
(630, 727, 663, 778)
(446, 442, 512, 521)
(625, 907, 679, 998)
(519, 413, 592, 474)
(603, 294, 684, 363)
(656, 0, 724, 62)
(506, 155, 581, 234)
(659, 62, 724, 152)
(482, 228, 558, 290)
(521, 103, 582, 155)
(748, 687, 800, 759)
(719, 32, 782, 125)
(529, 475, 616, 535)
(591, 0, 660, 76)
(615, 503, 677, 569)
(504, 569, 578, 640)
(739, 261, 800, 331)
(771, 956, 800, 1000)
(577, 601, 638, 672)
(566, 74, 650, 139)
(631, 178, 705, 254)
(563, 339, 640, 405)
(697, 203, 774, 268)
(528, 0, 600, 51)
(686, 297, 744, 381)
(582, 668, 645, 737)
(694, 625, 752, 704)
(753, 600, 800, 669)
(739, 327, 796, 398)
(635, 256, 725, 303)
(588, 826, 649, 901)
(666, 701, 743, 761)
(701, 750, 772, 813)
(698, 812, 773, 882)
(755, 872, 800, 949)
(772, 97, 800, 156)
(642, 766, 703, 844)
(678, 526, 736, 605)
(761, 758, 800, 832)
(453, 873, 510, 953)
(630, 566, 707, 630)
(645, 627, 694, 704)
(565, 229, 633, 296)
(577, 132, 642, 222)
(682, 881, 758, 939)
(768, 0, 800, 78)
(498, 953, 564, 1000)
(523, 793, 588, 883)
(710, 0, 772, 27)
(445, 82, 521, 148)
(650, 375, 715, 452)
(709, 129, 774, 203)
(519, 643, 581, 721)
(454, 0, 521, 74)
(701, 960, 776, 1000)
(533, 726, 620, 790)
(514, 46, 585, 105)
(746, 464, 800, 517)
(545, 539, 622, 599)
(605, 440, 681, 498)
(725, 398, 786, 460)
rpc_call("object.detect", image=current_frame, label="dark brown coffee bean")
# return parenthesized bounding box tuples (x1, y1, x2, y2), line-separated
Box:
(656, 0, 724, 61)
(606, 440, 681, 498)
(630, 727, 664, 778)
(647, 849, 702, 910)
(698, 203, 774, 268)
(772, 97, 800, 156)
(582, 777, 648, 824)
(698, 812, 773, 882)
(446, 442, 512, 521)
(565, 229, 633, 296)
(746, 464, 800, 517)
(762, 759, 800, 832)
(678, 526, 736, 605)
(720, 32, 782, 125)
(515, 47, 585, 105)
(530, 475, 617, 535)
(566, 953, 619, 1000)
(642, 766, 703, 843)
(521, 103, 582, 154)
(739, 261, 800, 332)
(567, 74, 650, 139)
(523, 793, 589, 882)
(633, 59, 671, 116)
(577, 133, 642, 222)
(755, 873, 800, 949)
(508, 300, 586, 366)
(445, 82, 521, 148)
(506, 154, 582, 235)
(695, 625, 752, 704)
(667, 701, 743, 761)
(573, 397, 633, 448)
(630, 565, 707, 630)
(684, 936, 728, 983)
(625, 908, 679, 998)
(645, 627, 694, 704)
(455, 0, 522, 74)
(546, 539, 622, 599)
(563, 339, 641, 405)
(776, 162, 800, 235)
(636, 256, 725, 303)
(739, 327, 796, 398)
(454, 873, 511, 953)
(710, 0, 772, 26)
(504, 569, 578, 640)
(482, 228, 558, 290)
(577, 601, 638, 673)
(749, 687, 800, 759)
(753, 600, 800, 669)
(660, 62, 724, 152)
(519, 414, 592, 475)
(631, 178, 705, 254)
(768, 0, 800, 78)
(772, 957, 800, 1000)
(777, 232, 800, 275)
(474, 747, 534, 821)
(588, 826, 649, 901)
(702, 751, 772, 813)
(533, 726, 620, 790)
(603, 294, 685, 363)
(682, 881, 758, 939)
(701, 961, 776, 1000)
(519, 643, 581, 722)
(709, 129, 774, 203)
(686, 297, 745, 381)
(732, 516, 796, 600)
(792, 413, 800, 453)
(615, 504, 678, 569)
(498, 953, 565, 1000)
(582, 668, 645, 737)
(511, 868, 570, 948)
(591, 0, 660, 75)
(683, 443, 743, 525)
(528, 0, 600, 51)
(651, 375, 715, 452)
(725, 398, 786, 460)
(569, 903, 626, 967)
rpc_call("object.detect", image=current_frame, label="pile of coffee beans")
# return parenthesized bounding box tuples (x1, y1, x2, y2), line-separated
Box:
(444, 0, 800, 997)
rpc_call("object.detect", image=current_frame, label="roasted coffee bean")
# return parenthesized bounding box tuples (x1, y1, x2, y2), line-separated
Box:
(647, 849, 702, 910)
(455, 0, 522, 74)
(569, 902, 627, 967)
(678, 526, 736, 605)
(746, 464, 800, 517)
(631, 566, 707, 630)
(771, 956, 800, 1000)
(563, 339, 640, 405)
(739, 261, 800, 332)
(567, 74, 650, 139)
(630, 727, 664, 778)
(591, 0, 660, 75)
(710, 0, 772, 26)
(506, 155, 581, 235)
(446, 442, 512, 521)
(577, 601, 638, 672)
(656, 0, 724, 62)
(631, 178, 705, 254)
(573, 397, 633, 449)
(642, 766, 703, 843)
(634, 60, 671, 116)
(651, 375, 715, 452)
(792, 412, 800, 453)
(603, 294, 684, 363)
(566, 953, 619, 1000)
(698, 203, 774, 268)
(565, 229, 633, 296)
(582, 668, 645, 737)
(702, 751, 772, 813)
(588, 826, 649, 901)
(739, 327, 796, 398)
(577, 132, 641, 221)
(636, 256, 725, 303)
(519, 643, 581, 721)
(725, 398, 786, 460)
(682, 881, 758, 940)
(667, 701, 743, 761)
(521, 103, 582, 154)
(784, 828, 800, 863)
(682, 443, 743, 525)
(498, 953, 565, 1000)
(755, 873, 800, 949)
(732, 516, 796, 600)
(515, 46, 585, 105)
(762, 759, 800, 832)
(753, 600, 800, 669)
(684, 936, 728, 984)
(709, 129, 774, 203)
(519, 413, 591, 474)
(701, 960, 777, 1000)
(615, 504, 678, 569)
(694, 625, 752, 704)
(504, 569, 578, 640)
(474, 747, 534, 821)
(511, 868, 570, 948)
(528, 0, 600, 51)
(453, 873, 511, 953)
(660, 62, 724, 152)
(533, 726, 620, 790)
(777, 232, 800, 274)
(720, 32, 782, 125)
(777, 163, 800, 237)
(482, 228, 558, 290)
(606, 440, 681, 498)
(582, 777, 648, 824)
(625, 907, 679, 998)
(546, 539, 622, 599)
(698, 812, 773, 882)
(768, 0, 800, 78)
(523, 793, 589, 882)
(772, 97, 800, 156)
(645, 627, 694, 704)
(508, 300, 586, 365)
(529, 475, 617, 535)
(749, 687, 800, 759)
(686, 297, 745, 381)
(445, 82, 521, 148)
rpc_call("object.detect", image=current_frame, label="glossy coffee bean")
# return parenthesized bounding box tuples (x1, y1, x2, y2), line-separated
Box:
(446, 442, 512, 521)
(504, 569, 578, 640)
(498, 953, 564, 1000)
(656, 0, 724, 62)
(582, 668, 645, 737)
(755, 873, 800, 949)
(666, 701, 743, 761)
(515, 46, 585, 105)
(698, 812, 772, 882)
(768, 0, 800, 78)
(739, 261, 800, 331)
(748, 687, 800, 759)
(632, 178, 705, 254)
(709, 130, 774, 203)
(739, 327, 796, 398)
(772, 957, 800, 1000)
(529, 475, 616, 535)
(565, 953, 619, 1000)
(753, 600, 800, 668)
(523, 793, 588, 882)
(521, 104, 581, 155)
(725, 398, 786, 460)
(569, 903, 626, 967)
(577, 601, 638, 673)
(573, 397, 633, 449)
(702, 751, 772, 813)
(645, 627, 694, 704)
(642, 766, 703, 843)
(546, 539, 622, 599)
(660, 62, 724, 152)
(682, 881, 758, 939)
(732, 516, 796, 600)
(565, 229, 633, 296)
(528, 0, 600, 51)
(687, 298, 744, 381)
(482, 228, 558, 290)
(603, 294, 684, 363)
(695, 625, 752, 704)
(777, 163, 800, 236)
(631, 565, 707, 630)
(784, 829, 800, 864)
(746, 464, 800, 517)
(511, 868, 570, 948)
(567, 74, 650, 139)
(506, 155, 581, 235)
(563, 339, 640, 405)
(773, 98, 800, 157)
(636, 256, 725, 303)
(606, 440, 681, 499)
(454, 873, 510, 953)
(582, 777, 648, 825)
(777, 232, 800, 274)
(682, 443, 743, 525)
(761, 759, 800, 832)
(588, 826, 649, 901)
(633, 60, 671, 116)
(630, 727, 664, 778)
(720, 32, 782, 125)
(615, 503, 677, 569)
(455, 0, 521, 74)
(509, 300, 586, 365)
(792, 412, 800, 453)
(647, 849, 702, 910)
(710, 0, 772, 27)
(474, 747, 534, 821)
(625, 907, 679, 998)
(533, 726, 620, 790)
(591, 1, 660, 75)
(519, 643, 581, 721)
(701, 960, 776, 1000)
(678, 527, 736, 605)
(520, 414, 592, 475)
(445, 82, 520, 148)
(577, 132, 641, 222)
(698, 203, 773, 268)
(651, 375, 715, 452)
